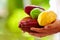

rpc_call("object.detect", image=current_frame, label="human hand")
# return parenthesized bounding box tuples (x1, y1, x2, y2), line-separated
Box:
(29, 20, 60, 37)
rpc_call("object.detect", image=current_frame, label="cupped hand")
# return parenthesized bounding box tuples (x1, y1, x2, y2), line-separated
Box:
(29, 20, 60, 37)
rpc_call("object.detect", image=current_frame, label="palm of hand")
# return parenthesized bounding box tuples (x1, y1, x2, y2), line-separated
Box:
(29, 20, 60, 37)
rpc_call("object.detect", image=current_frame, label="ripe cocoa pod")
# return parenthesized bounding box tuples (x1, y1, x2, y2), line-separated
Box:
(25, 5, 45, 15)
(19, 17, 43, 32)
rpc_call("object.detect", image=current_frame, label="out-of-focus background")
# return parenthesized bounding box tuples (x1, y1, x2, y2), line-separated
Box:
(0, 0, 53, 40)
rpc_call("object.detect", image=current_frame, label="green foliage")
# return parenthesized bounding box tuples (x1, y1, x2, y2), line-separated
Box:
(31, 0, 50, 10)
(15, 0, 23, 9)
(7, 9, 35, 40)
(7, 9, 28, 32)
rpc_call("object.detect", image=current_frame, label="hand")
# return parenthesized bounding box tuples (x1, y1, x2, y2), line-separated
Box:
(29, 20, 60, 37)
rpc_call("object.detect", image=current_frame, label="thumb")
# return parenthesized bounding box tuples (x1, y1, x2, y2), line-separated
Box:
(44, 24, 55, 29)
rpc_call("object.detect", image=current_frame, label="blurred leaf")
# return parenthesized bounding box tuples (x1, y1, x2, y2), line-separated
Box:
(7, 9, 35, 40)
(8, 0, 23, 16)
(15, 0, 23, 9)
(31, 0, 50, 10)
(7, 9, 29, 32)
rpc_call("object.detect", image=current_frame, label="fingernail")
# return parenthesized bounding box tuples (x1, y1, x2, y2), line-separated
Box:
(44, 26, 49, 29)
(31, 27, 36, 30)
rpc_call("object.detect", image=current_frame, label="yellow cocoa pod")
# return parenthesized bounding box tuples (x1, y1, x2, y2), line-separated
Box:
(38, 11, 57, 26)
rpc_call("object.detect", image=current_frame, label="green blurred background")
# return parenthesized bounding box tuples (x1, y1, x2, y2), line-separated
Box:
(0, 0, 54, 40)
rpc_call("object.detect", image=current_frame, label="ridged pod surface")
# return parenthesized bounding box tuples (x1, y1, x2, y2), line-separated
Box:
(38, 11, 57, 26)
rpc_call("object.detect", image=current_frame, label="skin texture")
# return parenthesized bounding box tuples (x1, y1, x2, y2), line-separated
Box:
(29, 20, 60, 37)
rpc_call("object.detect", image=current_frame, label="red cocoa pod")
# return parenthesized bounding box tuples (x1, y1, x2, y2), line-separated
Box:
(19, 17, 39, 28)
(24, 5, 45, 15)
(19, 17, 43, 32)
(20, 27, 30, 32)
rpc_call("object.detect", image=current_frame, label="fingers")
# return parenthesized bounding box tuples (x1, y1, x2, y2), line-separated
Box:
(31, 27, 48, 33)
(29, 27, 59, 37)
(29, 28, 59, 37)
(30, 27, 59, 34)
(29, 20, 60, 37)
(44, 24, 55, 29)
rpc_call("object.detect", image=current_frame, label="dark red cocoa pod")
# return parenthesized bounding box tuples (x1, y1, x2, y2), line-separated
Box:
(19, 17, 44, 32)
(24, 5, 45, 15)
(19, 17, 39, 28)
